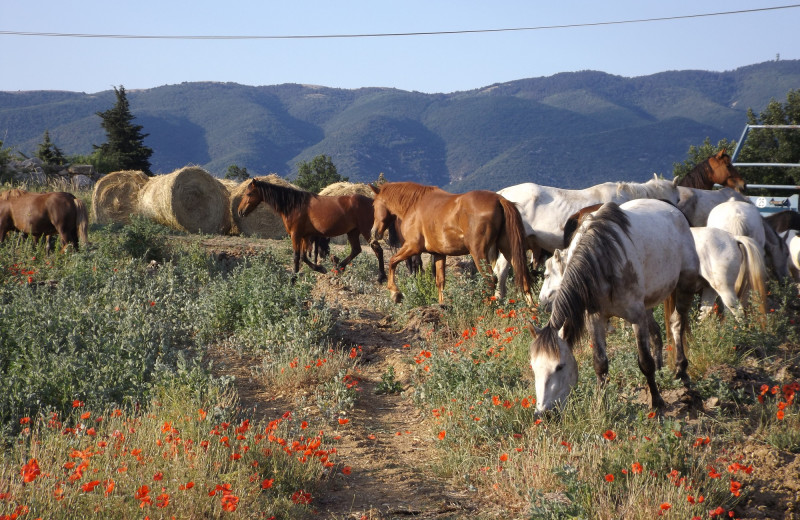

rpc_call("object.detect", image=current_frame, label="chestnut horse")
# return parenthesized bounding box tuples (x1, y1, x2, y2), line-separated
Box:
(676, 150, 746, 192)
(236, 179, 386, 282)
(369, 181, 533, 305)
(0, 189, 89, 252)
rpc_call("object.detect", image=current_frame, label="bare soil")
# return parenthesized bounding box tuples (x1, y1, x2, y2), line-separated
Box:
(195, 236, 800, 520)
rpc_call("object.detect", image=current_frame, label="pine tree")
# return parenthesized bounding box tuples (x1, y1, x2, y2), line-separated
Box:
(94, 86, 153, 175)
(35, 130, 67, 166)
(295, 155, 347, 193)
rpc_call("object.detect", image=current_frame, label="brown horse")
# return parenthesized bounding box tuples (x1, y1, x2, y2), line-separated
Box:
(676, 150, 746, 192)
(0, 190, 89, 252)
(369, 181, 533, 305)
(237, 179, 386, 282)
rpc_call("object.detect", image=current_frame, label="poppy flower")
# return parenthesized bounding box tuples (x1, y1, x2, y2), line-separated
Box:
(21, 459, 41, 483)
(438, 431, 446, 440)
(261, 478, 274, 489)
(660, 503, 671, 511)
(602, 430, 616, 441)
(338, 418, 349, 425)
(342, 466, 352, 475)
(604, 474, 614, 482)
(499, 453, 508, 462)
(631, 462, 643, 474)
(81, 480, 101, 492)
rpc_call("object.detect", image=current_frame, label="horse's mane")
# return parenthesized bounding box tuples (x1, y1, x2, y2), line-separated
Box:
(0, 189, 29, 201)
(533, 202, 631, 358)
(377, 182, 437, 216)
(252, 179, 313, 216)
(616, 177, 675, 200)
(677, 154, 734, 189)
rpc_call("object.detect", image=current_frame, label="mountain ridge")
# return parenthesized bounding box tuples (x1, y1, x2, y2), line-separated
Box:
(1, 60, 798, 191)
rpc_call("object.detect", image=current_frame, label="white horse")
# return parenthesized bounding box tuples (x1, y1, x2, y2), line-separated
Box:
(781, 229, 800, 282)
(676, 186, 749, 227)
(493, 176, 680, 299)
(528, 199, 700, 412)
(706, 199, 790, 280)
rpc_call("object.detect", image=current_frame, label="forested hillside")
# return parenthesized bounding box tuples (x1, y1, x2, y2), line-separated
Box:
(1, 59, 798, 190)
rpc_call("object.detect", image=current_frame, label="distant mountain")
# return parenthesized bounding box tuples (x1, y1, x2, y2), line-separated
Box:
(2, 60, 798, 191)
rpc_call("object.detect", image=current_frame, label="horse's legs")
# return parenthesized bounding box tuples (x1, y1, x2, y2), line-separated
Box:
(632, 313, 665, 409)
(668, 286, 694, 384)
(493, 254, 509, 300)
(589, 314, 609, 384)
(386, 244, 419, 303)
(470, 251, 498, 298)
(647, 309, 664, 371)
(433, 254, 447, 304)
(368, 238, 387, 283)
(336, 229, 362, 271)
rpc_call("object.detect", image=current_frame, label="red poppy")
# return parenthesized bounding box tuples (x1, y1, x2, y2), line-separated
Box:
(21, 459, 41, 483)
(602, 430, 616, 441)
(604, 474, 614, 482)
(81, 480, 101, 492)
(438, 431, 446, 440)
(342, 466, 352, 475)
(660, 502, 671, 511)
(338, 418, 349, 425)
(153, 472, 163, 481)
(631, 462, 643, 474)
(261, 478, 274, 489)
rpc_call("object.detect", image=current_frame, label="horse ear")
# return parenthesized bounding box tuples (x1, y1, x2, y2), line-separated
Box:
(715, 149, 725, 159)
(672, 176, 680, 187)
(369, 183, 380, 195)
(526, 321, 543, 339)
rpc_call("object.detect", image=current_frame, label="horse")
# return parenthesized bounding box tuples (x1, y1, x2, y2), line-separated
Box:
(0, 190, 89, 252)
(236, 179, 386, 282)
(368, 181, 533, 305)
(675, 186, 750, 227)
(780, 230, 800, 283)
(528, 199, 700, 412)
(706, 199, 790, 281)
(765, 210, 800, 233)
(675, 150, 746, 192)
(493, 175, 680, 299)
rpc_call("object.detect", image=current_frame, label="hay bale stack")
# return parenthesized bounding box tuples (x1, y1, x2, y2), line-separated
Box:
(90, 170, 150, 225)
(318, 181, 375, 198)
(138, 166, 231, 234)
(228, 174, 298, 239)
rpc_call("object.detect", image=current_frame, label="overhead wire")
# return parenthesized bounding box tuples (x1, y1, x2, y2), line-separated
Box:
(0, 4, 798, 40)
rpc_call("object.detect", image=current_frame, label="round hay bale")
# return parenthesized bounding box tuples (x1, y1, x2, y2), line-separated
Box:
(138, 166, 231, 234)
(228, 174, 298, 239)
(90, 170, 149, 225)
(318, 181, 375, 198)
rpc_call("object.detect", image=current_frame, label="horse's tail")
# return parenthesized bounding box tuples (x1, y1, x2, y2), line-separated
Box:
(74, 198, 89, 245)
(735, 235, 768, 330)
(498, 196, 533, 302)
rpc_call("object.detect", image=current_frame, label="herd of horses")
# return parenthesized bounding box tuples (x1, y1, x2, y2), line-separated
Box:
(4, 150, 800, 414)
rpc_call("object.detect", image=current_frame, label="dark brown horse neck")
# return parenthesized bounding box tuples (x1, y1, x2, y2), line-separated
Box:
(376, 182, 438, 217)
(679, 159, 718, 190)
(253, 179, 314, 217)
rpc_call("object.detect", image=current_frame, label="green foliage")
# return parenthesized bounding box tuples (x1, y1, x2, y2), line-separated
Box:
(93, 85, 153, 175)
(375, 365, 403, 395)
(224, 163, 250, 181)
(672, 137, 737, 180)
(34, 130, 67, 167)
(294, 154, 347, 193)
(0, 140, 15, 183)
(736, 89, 800, 185)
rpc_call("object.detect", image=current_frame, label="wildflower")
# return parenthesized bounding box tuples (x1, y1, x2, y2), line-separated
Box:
(104, 479, 115, 496)
(19, 417, 31, 424)
(631, 462, 643, 474)
(730, 480, 742, 496)
(521, 398, 531, 408)
(291, 489, 312, 505)
(81, 411, 91, 420)
(499, 453, 508, 462)
(179, 481, 195, 490)
(777, 410, 785, 420)
(153, 472, 164, 481)
(602, 430, 617, 441)
(82, 480, 101, 492)
(604, 474, 614, 482)
(301, 421, 308, 429)
(73, 400, 84, 408)
(261, 478, 274, 489)
(342, 466, 352, 475)
(156, 492, 170, 508)
(21, 459, 41, 483)
(338, 418, 349, 425)
(438, 431, 446, 440)
(660, 502, 671, 511)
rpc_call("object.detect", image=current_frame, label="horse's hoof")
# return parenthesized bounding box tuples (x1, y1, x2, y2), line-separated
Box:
(290, 275, 298, 285)
(377, 275, 387, 284)
(391, 291, 404, 304)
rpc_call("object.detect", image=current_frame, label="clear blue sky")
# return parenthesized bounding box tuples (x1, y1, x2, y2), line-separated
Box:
(1, 1, 798, 94)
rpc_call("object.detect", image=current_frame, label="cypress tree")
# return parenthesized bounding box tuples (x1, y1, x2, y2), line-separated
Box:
(94, 86, 154, 175)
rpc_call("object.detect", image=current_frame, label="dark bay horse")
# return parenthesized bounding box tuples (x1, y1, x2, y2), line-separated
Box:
(369, 181, 533, 305)
(765, 209, 800, 233)
(676, 150, 746, 192)
(0, 190, 89, 252)
(236, 179, 386, 282)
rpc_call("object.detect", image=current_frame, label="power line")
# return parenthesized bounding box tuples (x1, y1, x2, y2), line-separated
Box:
(1, 5, 798, 40)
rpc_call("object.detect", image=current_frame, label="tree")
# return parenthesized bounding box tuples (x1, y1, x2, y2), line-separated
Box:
(294, 155, 347, 193)
(735, 89, 800, 186)
(672, 137, 736, 181)
(224, 164, 250, 181)
(35, 130, 67, 167)
(94, 86, 153, 175)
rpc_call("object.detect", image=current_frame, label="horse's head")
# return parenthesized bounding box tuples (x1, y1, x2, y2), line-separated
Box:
(538, 251, 565, 311)
(528, 324, 579, 413)
(237, 181, 262, 218)
(709, 150, 746, 193)
(369, 184, 393, 244)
